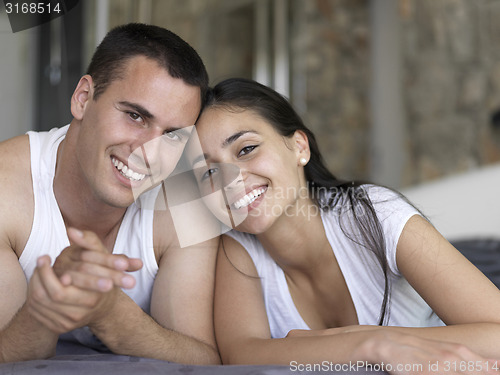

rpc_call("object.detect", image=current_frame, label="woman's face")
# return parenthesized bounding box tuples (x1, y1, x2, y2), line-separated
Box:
(187, 107, 310, 234)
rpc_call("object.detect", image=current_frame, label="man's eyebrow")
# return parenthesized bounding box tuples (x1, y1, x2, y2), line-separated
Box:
(118, 101, 154, 120)
(222, 130, 259, 147)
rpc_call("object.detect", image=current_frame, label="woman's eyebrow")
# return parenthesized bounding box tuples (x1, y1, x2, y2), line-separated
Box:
(222, 130, 259, 147)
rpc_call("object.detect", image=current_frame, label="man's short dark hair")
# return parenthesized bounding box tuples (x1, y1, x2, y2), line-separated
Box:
(86, 23, 209, 101)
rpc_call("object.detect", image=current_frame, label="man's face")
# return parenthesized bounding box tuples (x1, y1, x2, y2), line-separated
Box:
(73, 56, 202, 208)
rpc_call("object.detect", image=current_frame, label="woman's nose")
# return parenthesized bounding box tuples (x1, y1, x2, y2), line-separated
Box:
(222, 164, 245, 190)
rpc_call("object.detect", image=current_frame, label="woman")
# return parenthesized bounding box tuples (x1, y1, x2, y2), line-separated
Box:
(187, 78, 500, 373)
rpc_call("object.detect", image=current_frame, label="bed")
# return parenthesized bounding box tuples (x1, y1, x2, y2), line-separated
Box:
(0, 340, 384, 375)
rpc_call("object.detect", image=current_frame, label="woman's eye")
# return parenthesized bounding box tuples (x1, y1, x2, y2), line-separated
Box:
(201, 168, 218, 181)
(238, 145, 257, 157)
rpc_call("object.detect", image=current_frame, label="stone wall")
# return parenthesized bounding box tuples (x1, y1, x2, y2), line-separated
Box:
(104, 0, 500, 186)
(401, 0, 500, 185)
(290, 0, 371, 182)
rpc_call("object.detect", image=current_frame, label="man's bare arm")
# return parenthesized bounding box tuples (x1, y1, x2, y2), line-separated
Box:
(0, 135, 59, 362)
(87, 233, 221, 364)
(50, 227, 220, 364)
(0, 250, 59, 362)
(89, 289, 220, 364)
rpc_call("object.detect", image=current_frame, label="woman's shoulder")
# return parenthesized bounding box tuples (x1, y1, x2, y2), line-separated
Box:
(365, 184, 420, 217)
(361, 184, 403, 202)
(224, 230, 270, 268)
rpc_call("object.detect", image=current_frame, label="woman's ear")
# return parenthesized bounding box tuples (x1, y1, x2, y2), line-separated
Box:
(70, 75, 94, 120)
(294, 130, 311, 166)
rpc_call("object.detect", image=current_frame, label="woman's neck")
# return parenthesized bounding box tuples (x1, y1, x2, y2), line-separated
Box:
(256, 197, 331, 277)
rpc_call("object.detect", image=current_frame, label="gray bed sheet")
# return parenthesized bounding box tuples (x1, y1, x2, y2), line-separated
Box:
(0, 340, 385, 375)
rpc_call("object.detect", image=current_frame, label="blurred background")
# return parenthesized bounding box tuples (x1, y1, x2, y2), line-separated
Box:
(2, 0, 500, 190)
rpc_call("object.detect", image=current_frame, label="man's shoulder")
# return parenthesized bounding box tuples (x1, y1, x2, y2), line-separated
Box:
(0, 134, 34, 256)
(152, 205, 178, 248)
(151, 195, 223, 248)
(0, 134, 32, 192)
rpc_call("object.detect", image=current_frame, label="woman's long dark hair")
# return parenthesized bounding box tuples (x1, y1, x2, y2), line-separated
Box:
(205, 78, 392, 325)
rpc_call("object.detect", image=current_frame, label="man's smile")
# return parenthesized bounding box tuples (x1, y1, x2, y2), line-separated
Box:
(111, 156, 146, 181)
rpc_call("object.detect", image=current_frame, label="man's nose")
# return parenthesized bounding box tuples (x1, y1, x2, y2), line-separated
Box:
(132, 128, 164, 158)
(140, 127, 171, 158)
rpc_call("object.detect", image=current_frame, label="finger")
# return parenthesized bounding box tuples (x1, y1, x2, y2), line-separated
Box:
(28, 263, 50, 304)
(68, 228, 144, 272)
(27, 301, 67, 333)
(36, 255, 68, 303)
(37, 254, 52, 267)
(53, 247, 86, 278)
(126, 258, 143, 272)
(32, 277, 103, 309)
(67, 228, 108, 253)
(64, 269, 135, 290)
(27, 297, 90, 334)
(424, 341, 492, 375)
(64, 270, 113, 292)
(79, 251, 132, 271)
(59, 273, 72, 286)
(36, 257, 104, 306)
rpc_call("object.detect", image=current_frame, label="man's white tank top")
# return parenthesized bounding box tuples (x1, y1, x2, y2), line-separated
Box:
(20, 125, 158, 314)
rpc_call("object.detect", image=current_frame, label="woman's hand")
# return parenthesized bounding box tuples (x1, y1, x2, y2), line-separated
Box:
(288, 327, 500, 374)
(361, 330, 500, 375)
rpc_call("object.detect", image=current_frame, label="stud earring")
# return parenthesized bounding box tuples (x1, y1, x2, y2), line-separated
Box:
(299, 157, 308, 166)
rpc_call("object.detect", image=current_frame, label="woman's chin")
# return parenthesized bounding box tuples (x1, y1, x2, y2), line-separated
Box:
(233, 217, 271, 235)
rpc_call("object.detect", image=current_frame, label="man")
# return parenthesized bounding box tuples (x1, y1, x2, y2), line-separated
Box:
(0, 23, 220, 364)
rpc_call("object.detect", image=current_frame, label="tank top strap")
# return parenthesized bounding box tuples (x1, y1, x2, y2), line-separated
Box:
(20, 125, 70, 280)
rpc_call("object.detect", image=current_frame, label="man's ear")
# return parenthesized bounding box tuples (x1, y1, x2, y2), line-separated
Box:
(294, 130, 311, 165)
(70, 75, 94, 120)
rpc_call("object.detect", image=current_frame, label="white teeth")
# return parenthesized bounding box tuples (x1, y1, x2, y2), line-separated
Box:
(111, 157, 146, 181)
(233, 187, 266, 210)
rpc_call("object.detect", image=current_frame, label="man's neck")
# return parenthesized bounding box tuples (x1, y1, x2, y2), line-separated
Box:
(53, 129, 128, 250)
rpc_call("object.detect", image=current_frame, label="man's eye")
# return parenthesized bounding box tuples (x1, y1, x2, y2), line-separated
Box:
(128, 112, 143, 122)
(238, 145, 257, 156)
(164, 131, 181, 141)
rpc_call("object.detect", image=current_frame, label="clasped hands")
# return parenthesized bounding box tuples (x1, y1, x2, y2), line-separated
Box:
(26, 228, 142, 334)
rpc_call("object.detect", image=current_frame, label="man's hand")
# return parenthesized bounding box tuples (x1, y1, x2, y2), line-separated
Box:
(26, 228, 143, 334)
(53, 228, 143, 292)
(26, 255, 117, 333)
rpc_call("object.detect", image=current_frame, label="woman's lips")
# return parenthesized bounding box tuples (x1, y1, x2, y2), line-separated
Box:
(232, 186, 267, 210)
